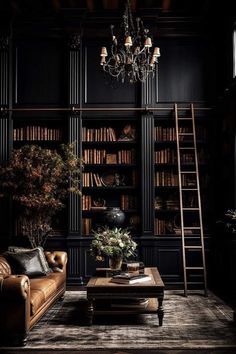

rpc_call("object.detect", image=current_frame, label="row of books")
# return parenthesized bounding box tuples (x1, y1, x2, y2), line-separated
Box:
(13, 126, 62, 141)
(120, 195, 138, 210)
(154, 126, 207, 142)
(82, 127, 117, 142)
(155, 196, 179, 210)
(83, 149, 136, 164)
(155, 171, 179, 187)
(83, 172, 106, 187)
(155, 149, 176, 164)
(155, 172, 200, 188)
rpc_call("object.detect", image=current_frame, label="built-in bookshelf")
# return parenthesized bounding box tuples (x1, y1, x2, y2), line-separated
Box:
(82, 117, 140, 236)
(153, 115, 209, 237)
(12, 117, 66, 237)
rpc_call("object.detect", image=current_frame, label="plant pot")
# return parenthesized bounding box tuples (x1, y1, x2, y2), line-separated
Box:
(109, 257, 123, 270)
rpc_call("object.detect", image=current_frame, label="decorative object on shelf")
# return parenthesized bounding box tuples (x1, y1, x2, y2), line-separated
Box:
(0, 144, 82, 248)
(101, 172, 125, 187)
(104, 207, 125, 227)
(100, 0, 160, 84)
(118, 124, 136, 141)
(91, 198, 107, 210)
(90, 226, 137, 268)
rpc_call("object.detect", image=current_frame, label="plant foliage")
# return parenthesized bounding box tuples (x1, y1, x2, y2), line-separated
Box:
(90, 226, 137, 261)
(0, 144, 81, 247)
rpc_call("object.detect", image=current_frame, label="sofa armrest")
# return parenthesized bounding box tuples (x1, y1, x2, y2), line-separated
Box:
(0, 275, 30, 300)
(44, 251, 67, 273)
(0, 275, 31, 344)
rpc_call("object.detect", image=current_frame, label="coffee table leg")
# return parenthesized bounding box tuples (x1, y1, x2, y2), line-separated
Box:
(87, 298, 94, 325)
(157, 296, 164, 326)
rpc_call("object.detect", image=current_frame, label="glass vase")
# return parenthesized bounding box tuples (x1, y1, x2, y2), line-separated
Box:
(109, 257, 123, 270)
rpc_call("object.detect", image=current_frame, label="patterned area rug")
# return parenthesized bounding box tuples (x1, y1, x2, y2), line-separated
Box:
(5, 291, 236, 350)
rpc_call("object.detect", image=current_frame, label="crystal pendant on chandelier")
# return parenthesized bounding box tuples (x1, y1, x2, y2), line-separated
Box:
(100, 0, 160, 84)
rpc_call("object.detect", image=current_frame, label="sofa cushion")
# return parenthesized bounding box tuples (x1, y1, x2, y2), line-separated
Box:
(5, 249, 47, 278)
(30, 272, 65, 315)
(30, 289, 46, 316)
(8, 246, 52, 274)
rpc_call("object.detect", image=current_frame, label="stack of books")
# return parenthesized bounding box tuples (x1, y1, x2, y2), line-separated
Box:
(110, 298, 149, 309)
(111, 272, 152, 284)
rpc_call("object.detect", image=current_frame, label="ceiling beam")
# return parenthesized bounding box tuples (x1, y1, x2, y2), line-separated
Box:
(86, 0, 94, 12)
(103, 0, 119, 10)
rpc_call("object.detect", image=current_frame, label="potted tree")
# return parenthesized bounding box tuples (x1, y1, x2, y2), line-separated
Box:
(0, 144, 81, 248)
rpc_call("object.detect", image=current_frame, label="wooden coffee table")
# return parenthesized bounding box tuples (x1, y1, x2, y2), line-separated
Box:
(86, 267, 165, 326)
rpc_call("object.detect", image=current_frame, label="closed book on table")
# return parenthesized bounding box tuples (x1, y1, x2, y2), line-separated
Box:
(111, 273, 152, 284)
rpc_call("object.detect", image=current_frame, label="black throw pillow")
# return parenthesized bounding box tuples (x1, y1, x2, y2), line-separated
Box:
(8, 246, 52, 274)
(6, 248, 47, 278)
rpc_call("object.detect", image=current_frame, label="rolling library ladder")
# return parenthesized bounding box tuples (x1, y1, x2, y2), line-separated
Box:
(174, 103, 207, 297)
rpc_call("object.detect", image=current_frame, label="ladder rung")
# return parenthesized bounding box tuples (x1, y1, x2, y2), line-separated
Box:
(184, 246, 202, 249)
(182, 188, 198, 191)
(178, 118, 192, 121)
(182, 208, 199, 211)
(184, 226, 201, 230)
(179, 147, 195, 150)
(178, 133, 194, 136)
(186, 267, 204, 270)
(180, 171, 196, 174)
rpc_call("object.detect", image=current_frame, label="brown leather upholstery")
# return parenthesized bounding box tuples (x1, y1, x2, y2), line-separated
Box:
(0, 251, 67, 345)
(45, 251, 67, 271)
(0, 256, 12, 277)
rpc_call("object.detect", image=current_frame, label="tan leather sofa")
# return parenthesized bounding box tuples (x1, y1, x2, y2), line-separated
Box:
(0, 251, 67, 346)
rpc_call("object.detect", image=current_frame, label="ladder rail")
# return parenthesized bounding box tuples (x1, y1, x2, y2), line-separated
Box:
(191, 103, 208, 296)
(174, 103, 188, 297)
(175, 103, 208, 297)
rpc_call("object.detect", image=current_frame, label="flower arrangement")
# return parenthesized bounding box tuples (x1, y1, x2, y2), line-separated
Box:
(90, 226, 137, 262)
(0, 143, 81, 247)
(223, 209, 236, 233)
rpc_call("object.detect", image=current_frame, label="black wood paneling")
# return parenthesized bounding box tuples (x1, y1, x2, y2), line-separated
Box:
(68, 115, 81, 236)
(141, 114, 154, 235)
(157, 38, 206, 103)
(82, 42, 137, 106)
(14, 40, 66, 106)
(0, 35, 11, 243)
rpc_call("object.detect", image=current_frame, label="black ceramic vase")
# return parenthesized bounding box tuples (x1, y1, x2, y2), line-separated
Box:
(103, 207, 125, 227)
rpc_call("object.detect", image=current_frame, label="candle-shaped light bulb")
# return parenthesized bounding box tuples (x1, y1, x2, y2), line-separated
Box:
(144, 37, 152, 48)
(100, 47, 108, 57)
(124, 36, 133, 47)
(100, 57, 106, 65)
(153, 47, 160, 57)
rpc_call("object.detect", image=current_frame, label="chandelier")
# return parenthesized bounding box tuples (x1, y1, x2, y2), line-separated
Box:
(100, 0, 160, 84)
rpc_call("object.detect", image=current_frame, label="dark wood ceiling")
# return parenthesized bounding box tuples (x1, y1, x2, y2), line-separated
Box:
(0, 0, 236, 34)
(0, 0, 224, 19)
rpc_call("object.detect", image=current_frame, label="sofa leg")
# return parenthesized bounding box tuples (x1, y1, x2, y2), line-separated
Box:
(59, 294, 65, 301)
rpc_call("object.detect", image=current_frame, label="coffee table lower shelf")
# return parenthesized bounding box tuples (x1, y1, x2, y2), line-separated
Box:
(93, 298, 158, 316)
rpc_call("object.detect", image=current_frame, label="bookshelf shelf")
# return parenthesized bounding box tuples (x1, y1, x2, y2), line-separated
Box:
(82, 117, 140, 236)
